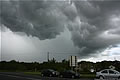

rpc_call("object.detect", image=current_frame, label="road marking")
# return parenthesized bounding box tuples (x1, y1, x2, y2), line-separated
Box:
(0, 74, 42, 80)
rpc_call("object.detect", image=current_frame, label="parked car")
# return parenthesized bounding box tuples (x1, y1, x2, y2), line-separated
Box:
(59, 70, 80, 79)
(96, 69, 120, 79)
(41, 69, 59, 77)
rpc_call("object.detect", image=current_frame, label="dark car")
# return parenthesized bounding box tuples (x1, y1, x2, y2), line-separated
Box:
(59, 70, 80, 79)
(41, 69, 59, 77)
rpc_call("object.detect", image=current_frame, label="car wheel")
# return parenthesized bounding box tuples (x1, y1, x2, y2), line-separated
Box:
(41, 74, 44, 77)
(118, 76, 120, 79)
(99, 76, 104, 80)
(71, 75, 75, 79)
(60, 75, 63, 78)
(49, 74, 52, 77)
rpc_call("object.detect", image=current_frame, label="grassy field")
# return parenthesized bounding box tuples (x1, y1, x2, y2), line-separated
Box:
(23, 71, 95, 78)
(24, 72, 41, 75)
(0, 70, 96, 78)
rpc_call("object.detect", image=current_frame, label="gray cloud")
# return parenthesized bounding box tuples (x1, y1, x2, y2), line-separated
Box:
(68, 0, 120, 57)
(0, 0, 68, 40)
(1, 0, 120, 58)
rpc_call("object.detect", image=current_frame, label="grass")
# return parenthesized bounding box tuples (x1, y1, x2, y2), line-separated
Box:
(0, 70, 95, 78)
(24, 72, 95, 78)
(24, 72, 41, 75)
(23, 71, 41, 76)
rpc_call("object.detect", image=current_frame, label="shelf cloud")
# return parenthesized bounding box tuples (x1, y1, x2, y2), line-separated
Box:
(1, 0, 120, 59)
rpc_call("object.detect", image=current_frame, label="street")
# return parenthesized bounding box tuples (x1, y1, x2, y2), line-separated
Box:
(0, 72, 94, 80)
(0, 72, 120, 80)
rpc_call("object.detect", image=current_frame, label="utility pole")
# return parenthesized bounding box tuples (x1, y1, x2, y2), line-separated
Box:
(114, 57, 116, 61)
(47, 52, 49, 62)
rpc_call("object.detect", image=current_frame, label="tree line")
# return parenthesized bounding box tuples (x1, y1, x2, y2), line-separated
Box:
(0, 59, 120, 73)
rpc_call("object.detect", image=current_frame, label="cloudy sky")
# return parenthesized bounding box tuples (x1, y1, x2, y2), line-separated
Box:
(0, 0, 120, 62)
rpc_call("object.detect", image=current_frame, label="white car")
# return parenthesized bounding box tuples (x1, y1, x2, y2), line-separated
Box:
(96, 69, 120, 79)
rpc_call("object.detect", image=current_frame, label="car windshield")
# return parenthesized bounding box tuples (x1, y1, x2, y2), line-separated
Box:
(101, 70, 108, 73)
(109, 70, 120, 74)
(68, 70, 75, 73)
(114, 70, 120, 74)
(48, 69, 55, 72)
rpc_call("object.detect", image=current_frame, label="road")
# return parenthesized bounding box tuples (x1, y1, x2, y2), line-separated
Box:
(0, 74, 39, 80)
(0, 72, 104, 80)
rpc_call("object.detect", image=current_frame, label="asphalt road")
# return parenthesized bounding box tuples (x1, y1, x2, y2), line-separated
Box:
(0, 74, 39, 80)
(0, 72, 94, 80)
(1, 72, 120, 80)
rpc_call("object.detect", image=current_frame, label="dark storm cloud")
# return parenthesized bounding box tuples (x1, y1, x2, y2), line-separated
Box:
(1, 0, 120, 58)
(68, 0, 120, 57)
(0, 0, 68, 40)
